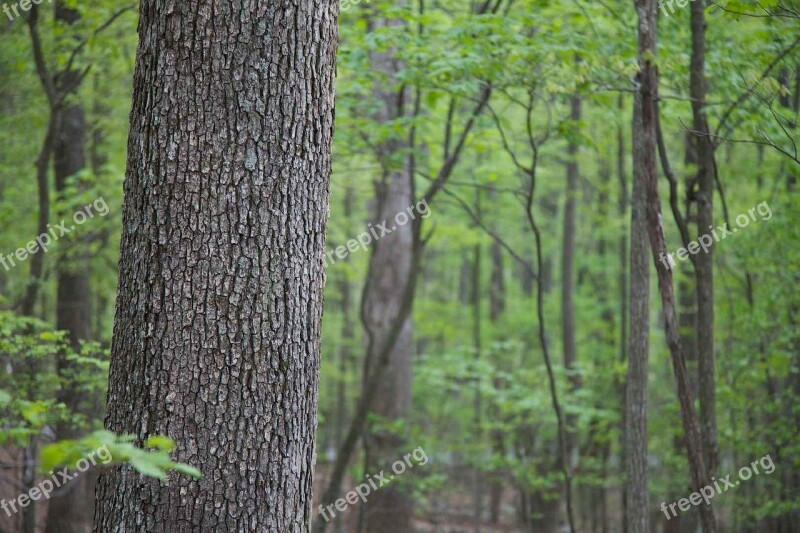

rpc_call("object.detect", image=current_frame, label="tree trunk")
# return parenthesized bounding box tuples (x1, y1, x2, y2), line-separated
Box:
(640, 3, 715, 527)
(626, 2, 654, 531)
(20, 5, 55, 317)
(45, 4, 94, 531)
(333, 185, 355, 533)
(562, 93, 580, 469)
(472, 240, 483, 532)
(616, 93, 629, 533)
(360, 169, 415, 533)
(93, 1, 338, 530)
(690, 0, 718, 479)
(359, 14, 415, 532)
(488, 185, 506, 524)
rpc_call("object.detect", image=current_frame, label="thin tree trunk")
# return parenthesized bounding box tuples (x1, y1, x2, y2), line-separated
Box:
(625, 29, 651, 530)
(21, 439, 36, 533)
(690, 0, 718, 479)
(333, 185, 355, 533)
(488, 185, 506, 524)
(45, 4, 94, 531)
(616, 93, 629, 533)
(526, 166, 576, 533)
(562, 93, 580, 470)
(19, 5, 56, 317)
(314, 77, 491, 533)
(93, 1, 338, 530)
(640, 4, 716, 527)
(472, 239, 483, 532)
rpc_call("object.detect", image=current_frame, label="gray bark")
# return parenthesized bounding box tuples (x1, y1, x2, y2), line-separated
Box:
(626, 1, 654, 531)
(93, 1, 338, 531)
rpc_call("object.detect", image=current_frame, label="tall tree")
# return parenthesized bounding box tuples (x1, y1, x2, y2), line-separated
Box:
(45, 3, 93, 530)
(93, 0, 338, 530)
(625, 0, 652, 525)
(689, 0, 718, 479)
(562, 93, 580, 469)
(616, 93, 629, 533)
(641, 2, 715, 531)
(357, 14, 416, 531)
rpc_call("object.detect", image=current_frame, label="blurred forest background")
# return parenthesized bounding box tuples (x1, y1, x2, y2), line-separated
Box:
(0, 0, 798, 531)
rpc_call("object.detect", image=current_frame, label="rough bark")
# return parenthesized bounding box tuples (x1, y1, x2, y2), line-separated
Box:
(93, 1, 338, 531)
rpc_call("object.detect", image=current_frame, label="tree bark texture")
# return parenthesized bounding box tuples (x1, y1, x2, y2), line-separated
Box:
(626, 2, 653, 532)
(93, 1, 338, 531)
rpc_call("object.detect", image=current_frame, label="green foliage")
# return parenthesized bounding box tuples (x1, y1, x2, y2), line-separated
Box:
(40, 431, 202, 480)
(0, 0, 798, 528)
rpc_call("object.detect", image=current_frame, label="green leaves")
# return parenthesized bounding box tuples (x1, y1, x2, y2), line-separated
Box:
(40, 430, 202, 481)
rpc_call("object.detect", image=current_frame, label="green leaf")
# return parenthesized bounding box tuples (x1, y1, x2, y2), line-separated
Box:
(130, 457, 168, 480)
(172, 463, 203, 479)
(145, 435, 176, 452)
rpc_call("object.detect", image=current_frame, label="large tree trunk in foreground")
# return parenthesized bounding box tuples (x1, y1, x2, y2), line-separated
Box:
(93, 1, 338, 531)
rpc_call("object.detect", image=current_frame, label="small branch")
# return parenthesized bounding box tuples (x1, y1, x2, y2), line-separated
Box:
(713, 35, 800, 142)
(655, 99, 692, 251)
(420, 83, 492, 205)
(64, 5, 136, 75)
